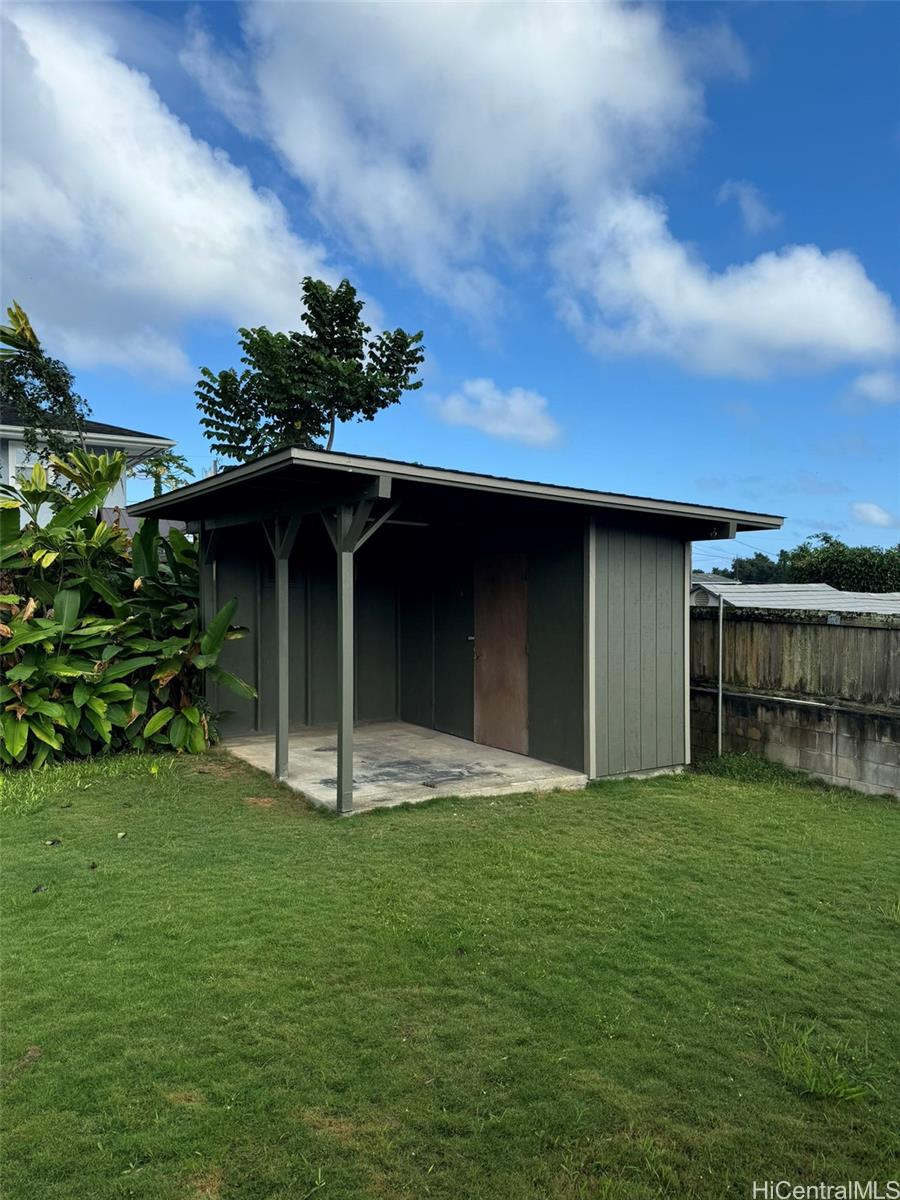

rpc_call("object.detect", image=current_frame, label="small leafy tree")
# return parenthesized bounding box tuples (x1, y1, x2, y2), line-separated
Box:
(197, 277, 425, 462)
(0, 451, 254, 768)
(0, 301, 91, 459)
(129, 451, 195, 497)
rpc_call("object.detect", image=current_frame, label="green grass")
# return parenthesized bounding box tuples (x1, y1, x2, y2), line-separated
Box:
(2, 753, 898, 1199)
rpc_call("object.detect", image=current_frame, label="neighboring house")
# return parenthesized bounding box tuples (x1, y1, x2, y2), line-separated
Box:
(691, 571, 743, 589)
(132, 446, 783, 813)
(0, 403, 175, 509)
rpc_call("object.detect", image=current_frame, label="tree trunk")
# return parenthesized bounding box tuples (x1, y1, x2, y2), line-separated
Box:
(325, 409, 336, 452)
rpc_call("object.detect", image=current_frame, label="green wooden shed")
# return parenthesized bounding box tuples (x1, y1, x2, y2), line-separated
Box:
(131, 448, 782, 813)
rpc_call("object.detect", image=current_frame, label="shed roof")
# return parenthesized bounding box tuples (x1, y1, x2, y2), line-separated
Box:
(129, 445, 783, 535)
(691, 580, 900, 614)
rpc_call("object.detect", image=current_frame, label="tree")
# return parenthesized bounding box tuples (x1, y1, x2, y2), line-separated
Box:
(711, 551, 784, 583)
(781, 533, 900, 592)
(129, 451, 195, 497)
(0, 301, 91, 459)
(716, 534, 900, 592)
(196, 277, 425, 462)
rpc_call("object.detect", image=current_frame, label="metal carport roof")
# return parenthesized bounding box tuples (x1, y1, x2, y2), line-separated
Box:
(691, 580, 900, 615)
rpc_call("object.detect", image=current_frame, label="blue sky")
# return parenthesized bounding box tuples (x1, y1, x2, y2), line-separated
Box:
(3, 1, 898, 571)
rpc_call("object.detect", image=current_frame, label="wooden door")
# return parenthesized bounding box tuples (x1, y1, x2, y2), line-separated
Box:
(474, 552, 528, 754)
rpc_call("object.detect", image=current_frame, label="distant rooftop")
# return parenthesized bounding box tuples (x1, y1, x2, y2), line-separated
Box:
(0, 403, 172, 445)
(692, 579, 900, 615)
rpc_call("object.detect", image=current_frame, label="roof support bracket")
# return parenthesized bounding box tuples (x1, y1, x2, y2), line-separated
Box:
(324, 493, 400, 815)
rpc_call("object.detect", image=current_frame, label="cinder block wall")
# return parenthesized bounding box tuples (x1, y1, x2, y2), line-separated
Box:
(691, 688, 900, 798)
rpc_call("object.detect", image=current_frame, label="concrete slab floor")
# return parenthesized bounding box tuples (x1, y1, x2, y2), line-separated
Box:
(226, 721, 588, 814)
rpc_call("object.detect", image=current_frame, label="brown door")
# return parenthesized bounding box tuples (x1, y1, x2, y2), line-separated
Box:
(474, 552, 528, 754)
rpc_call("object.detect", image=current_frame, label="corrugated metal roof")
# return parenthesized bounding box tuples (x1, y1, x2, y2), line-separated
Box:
(691, 572, 741, 585)
(692, 581, 900, 614)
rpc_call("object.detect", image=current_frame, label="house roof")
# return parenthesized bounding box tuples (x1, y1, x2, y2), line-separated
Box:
(130, 444, 784, 536)
(691, 579, 900, 615)
(0, 403, 174, 446)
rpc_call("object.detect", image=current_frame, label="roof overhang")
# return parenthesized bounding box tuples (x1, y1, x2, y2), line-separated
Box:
(130, 446, 784, 540)
(0, 425, 175, 462)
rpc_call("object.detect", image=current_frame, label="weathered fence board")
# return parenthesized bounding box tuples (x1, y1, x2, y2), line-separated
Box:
(691, 610, 900, 707)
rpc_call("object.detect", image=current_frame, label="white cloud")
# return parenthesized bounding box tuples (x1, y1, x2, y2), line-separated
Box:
(847, 369, 900, 406)
(4, 1, 898, 388)
(186, 1, 900, 379)
(435, 379, 561, 447)
(554, 192, 900, 376)
(717, 179, 781, 234)
(191, 1, 720, 319)
(1, 7, 332, 377)
(851, 502, 900, 528)
(178, 9, 259, 138)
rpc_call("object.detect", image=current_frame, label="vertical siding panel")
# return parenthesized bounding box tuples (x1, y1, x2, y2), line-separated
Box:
(671, 541, 686, 764)
(595, 526, 610, 778)
(594, 527, 688, 776)
(623, 533, 642, 772)
(289, 557, 308, 728)
(607, 529, 626, 774)
(640, 537, 658, 769)
(656, 539, 674, 768)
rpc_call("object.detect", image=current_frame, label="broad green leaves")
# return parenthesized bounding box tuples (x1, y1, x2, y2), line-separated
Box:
(1, 449, 255, 767)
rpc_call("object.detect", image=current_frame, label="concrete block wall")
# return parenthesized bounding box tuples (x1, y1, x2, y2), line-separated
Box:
(691, 687, 900, 798)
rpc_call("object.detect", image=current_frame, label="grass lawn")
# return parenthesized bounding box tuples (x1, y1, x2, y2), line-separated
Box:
(1, 752, 898, 1200)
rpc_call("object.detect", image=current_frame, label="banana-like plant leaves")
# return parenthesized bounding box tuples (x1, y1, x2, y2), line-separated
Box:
(200, 598, 238, 657)
(53, 587, 82, 632)
(143, 706, 175, 738)
(168, 714, 190, 750)
(207, 665, 258, 700)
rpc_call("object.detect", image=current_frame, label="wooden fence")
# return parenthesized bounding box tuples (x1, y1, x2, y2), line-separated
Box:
(690, 609, 900, 707)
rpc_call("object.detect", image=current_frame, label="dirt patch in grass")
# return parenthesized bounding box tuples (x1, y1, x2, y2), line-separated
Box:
(298, 1107, 397, 1150)
(244, 796, 276, 808)
(299, 1109, 360, 1146)
(2, 1045, 41, 1084)
(167, 1090, 205, 1107)
(187, 1169, 222, 1199)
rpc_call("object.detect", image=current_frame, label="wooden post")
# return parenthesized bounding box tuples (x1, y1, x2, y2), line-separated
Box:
(336, 505, 355, 814)
(266, 516, 301, 784)
(320, 481, 394, 815)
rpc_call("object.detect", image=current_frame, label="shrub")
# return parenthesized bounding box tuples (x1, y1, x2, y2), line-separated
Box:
(0, 450, 254, 767)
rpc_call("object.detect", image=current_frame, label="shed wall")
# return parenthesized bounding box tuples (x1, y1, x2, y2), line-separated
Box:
(592, 524, 687, 775)
(210, 523, 401, 734)
(527, 525, 584, 770)
(205, 514, 587, 772)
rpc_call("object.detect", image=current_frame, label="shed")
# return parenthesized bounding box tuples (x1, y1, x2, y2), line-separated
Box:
(130, 447, 782, 813)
